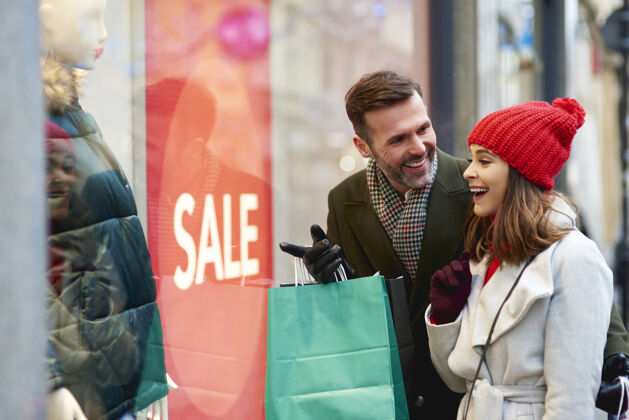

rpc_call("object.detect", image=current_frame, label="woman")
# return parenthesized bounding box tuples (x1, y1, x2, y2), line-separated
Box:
(425, 98, 615, 419)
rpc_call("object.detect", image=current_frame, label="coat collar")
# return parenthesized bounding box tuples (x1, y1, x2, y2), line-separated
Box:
(418, 148, 470, 281)
(342, 149, 470, 284)
(467, 247, 556, 347)
(466, 196, 577, 347)
(42, 56, 83, 113)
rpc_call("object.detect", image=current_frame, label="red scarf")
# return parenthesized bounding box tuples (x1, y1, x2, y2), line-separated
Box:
(484, 216, 500, 285)
(484, 252, 500, 285)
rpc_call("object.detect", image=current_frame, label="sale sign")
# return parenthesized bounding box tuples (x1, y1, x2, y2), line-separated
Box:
(144, 1, 272, 418)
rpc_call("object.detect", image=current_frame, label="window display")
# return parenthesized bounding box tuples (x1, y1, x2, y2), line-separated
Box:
(32, 0, 628, 418)
(41, 0, 168, 419)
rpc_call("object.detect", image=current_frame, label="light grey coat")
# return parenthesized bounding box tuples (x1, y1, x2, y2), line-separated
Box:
(425, 200, 613, 419)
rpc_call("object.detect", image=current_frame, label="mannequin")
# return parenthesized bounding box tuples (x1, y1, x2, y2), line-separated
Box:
(40, 0, 169, 419)
(40, 0, 107, 71)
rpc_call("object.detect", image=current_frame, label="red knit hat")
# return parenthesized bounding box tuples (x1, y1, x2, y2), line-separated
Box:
(45, 120, 77, 163)
(467, 97, 585, 189)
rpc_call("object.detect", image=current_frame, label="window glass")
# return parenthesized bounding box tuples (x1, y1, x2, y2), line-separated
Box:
(41, 0, 626, 418)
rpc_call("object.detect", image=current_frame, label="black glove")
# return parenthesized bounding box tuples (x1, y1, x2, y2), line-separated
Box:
(429, 251, 472, 324)
(596, 353, 629, 414)
(279, 224, 355, 284)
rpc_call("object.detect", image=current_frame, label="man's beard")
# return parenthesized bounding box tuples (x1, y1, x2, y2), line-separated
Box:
(372, 149, 435, 191)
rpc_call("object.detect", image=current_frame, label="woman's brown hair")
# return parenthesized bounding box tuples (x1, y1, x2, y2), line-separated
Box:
(464, 167, 577, 265)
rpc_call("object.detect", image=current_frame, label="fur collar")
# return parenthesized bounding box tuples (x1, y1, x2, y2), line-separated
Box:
(41, 56, 83, 113)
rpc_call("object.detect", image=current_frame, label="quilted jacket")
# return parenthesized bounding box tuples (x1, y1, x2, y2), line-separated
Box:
(44, 56, 168, 420)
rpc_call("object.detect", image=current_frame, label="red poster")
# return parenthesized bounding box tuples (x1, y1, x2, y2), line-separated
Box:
(144, 1, 272, 418)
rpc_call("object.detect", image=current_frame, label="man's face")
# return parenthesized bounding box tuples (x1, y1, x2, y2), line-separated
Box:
(353, 92, 437, 195)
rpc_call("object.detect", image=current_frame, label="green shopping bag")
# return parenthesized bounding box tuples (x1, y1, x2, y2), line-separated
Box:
(265, 275, 409, 420)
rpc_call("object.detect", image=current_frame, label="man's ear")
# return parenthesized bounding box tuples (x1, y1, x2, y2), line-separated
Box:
(353, 135, 372, 159)
(183, 137, 206, 162)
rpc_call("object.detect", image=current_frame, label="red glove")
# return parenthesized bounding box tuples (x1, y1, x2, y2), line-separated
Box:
(430, 251, 472, 324)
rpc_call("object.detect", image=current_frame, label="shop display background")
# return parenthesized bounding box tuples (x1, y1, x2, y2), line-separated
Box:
(73, 0, 627, 417)
(143, 1, 272, 418)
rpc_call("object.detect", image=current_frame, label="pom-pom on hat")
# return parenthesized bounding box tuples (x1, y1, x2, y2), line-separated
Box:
(467, 97, 585, 189)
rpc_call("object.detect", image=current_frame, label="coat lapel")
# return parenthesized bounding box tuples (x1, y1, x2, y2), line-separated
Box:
(468, 248, 555, 347)
(342, 149, 471, 322)
(344, 201, 407, 280)
(417, 150, 470, 282)
(410, 150, 471, 320)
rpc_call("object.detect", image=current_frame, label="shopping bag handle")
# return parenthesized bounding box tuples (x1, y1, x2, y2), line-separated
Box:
(293, 256, 313, 286)
(292, 257, 348, 286)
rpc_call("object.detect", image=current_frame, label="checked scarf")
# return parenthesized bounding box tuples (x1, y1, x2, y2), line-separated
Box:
(366, 155, 438, 278)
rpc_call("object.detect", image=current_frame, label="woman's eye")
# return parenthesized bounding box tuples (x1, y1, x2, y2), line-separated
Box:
(62, 160, 75, 174)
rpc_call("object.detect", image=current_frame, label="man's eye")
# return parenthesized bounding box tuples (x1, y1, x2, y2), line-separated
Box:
(417, 124, 431, 135)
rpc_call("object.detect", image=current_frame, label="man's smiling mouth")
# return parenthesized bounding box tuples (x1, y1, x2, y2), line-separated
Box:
(403, 158, 426, 168)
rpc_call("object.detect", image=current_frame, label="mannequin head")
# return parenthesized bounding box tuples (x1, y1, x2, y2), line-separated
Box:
(39, 0, 107, 70)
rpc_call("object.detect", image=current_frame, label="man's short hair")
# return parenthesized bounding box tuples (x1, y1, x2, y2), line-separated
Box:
(345, 70, 423, 144)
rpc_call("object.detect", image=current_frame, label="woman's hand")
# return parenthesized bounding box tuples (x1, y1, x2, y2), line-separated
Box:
(430, 251, 472, 324)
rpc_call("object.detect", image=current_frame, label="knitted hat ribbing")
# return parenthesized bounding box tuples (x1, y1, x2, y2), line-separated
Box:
(467, 97, 585, 189)
(45, 120, 77, 163)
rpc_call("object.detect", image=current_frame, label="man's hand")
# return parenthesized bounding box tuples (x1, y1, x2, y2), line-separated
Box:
(429, 251, 472, 324)
(47, 388, 87, 420)
(596, 353, 629, 414)
(279, 224, 354, 284)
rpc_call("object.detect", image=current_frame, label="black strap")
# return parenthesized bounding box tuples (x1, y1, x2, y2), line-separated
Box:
(385, 276, 414, 350)
(462, 256, 536, 420)
(385, 276, 415, 398)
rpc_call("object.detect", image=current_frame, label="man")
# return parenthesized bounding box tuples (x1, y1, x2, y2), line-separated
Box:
(281, 70, 629, 419)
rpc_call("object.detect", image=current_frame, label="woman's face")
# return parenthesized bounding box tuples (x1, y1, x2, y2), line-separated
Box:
(463, 144, 510, 217)
(40, 0, 107, 70)
(46, 151, 76, 220)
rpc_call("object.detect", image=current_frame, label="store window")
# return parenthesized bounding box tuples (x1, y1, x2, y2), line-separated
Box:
(37, 0, 626, 418)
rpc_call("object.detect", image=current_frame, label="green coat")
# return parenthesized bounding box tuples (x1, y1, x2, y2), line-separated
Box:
(326, 149, 629, 419)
